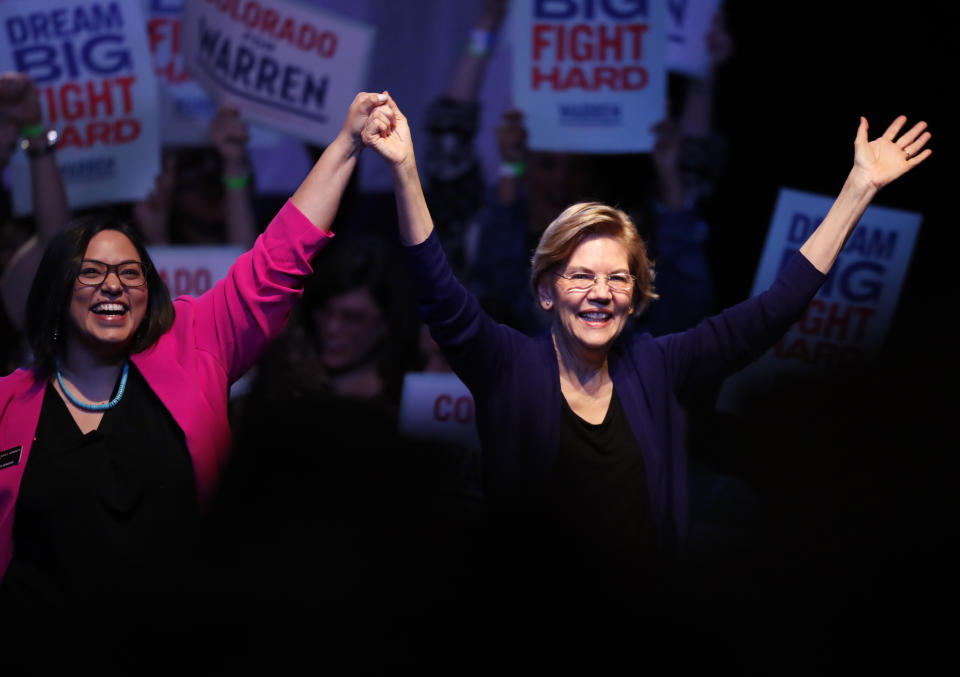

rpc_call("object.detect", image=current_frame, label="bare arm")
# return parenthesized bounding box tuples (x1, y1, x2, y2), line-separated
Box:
(0, 72, 70, 331)
(361, 94, 434, 245)
(210, 107, 257, 247)
(291, 92, 388, 231)
(799, 115, 931, 273)
(445, 0, 508, 102)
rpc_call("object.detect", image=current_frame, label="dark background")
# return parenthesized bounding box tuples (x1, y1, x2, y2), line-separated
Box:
(676, 2, 955, 672)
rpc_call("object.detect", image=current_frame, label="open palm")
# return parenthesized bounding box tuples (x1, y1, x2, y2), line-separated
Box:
(854, 115, 931, 189)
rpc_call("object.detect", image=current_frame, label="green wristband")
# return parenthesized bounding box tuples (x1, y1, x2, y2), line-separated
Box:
(499, 161, 526, 178)
(20, 123, 44, 138)
(222, 173, 250, 190)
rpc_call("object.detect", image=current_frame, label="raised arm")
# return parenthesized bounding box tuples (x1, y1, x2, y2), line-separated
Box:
(0, 72, 71, 331)
(291, 92, 388, 232)
(191, 93, 389, 381)
(210, 106, 257, 247)
(362, 94, 434, 245)
(799, 115, 931, 273)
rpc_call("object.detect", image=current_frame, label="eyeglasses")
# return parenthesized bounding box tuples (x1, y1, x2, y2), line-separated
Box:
(555, 271, 636, 294)
(76, 260, 149, 287)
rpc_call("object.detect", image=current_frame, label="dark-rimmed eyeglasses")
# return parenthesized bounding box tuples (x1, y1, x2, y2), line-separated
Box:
(76, 260, 149, 287)
(555, 271, 636, 294)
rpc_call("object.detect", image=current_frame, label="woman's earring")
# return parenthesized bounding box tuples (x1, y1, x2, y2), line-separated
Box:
(543, 300, 552, 308)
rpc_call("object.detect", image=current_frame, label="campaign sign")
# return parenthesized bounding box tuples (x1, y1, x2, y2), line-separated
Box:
(716, 188, 922, 414)
(399, 372, 481, 453)
(146, 243, 245, 298)
(665, 0, 720, 77)
(148, 0, 218, 145)
(0, 0, 161, 215)
(509, 0, 667, 153)
(181, 0, 375, 145)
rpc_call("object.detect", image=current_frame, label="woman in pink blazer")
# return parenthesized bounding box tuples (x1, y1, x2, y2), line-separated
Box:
(0, 92, 392, 653)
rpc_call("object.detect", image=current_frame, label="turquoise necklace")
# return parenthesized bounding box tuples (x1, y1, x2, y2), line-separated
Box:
(56, 358, 129, 412)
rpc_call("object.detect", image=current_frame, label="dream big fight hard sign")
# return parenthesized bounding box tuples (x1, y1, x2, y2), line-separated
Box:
(510, 0, 667, 153)
(0, 0, 161, 214)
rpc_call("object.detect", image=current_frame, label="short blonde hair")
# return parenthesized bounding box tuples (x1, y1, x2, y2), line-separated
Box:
(530, 202, 657, 312)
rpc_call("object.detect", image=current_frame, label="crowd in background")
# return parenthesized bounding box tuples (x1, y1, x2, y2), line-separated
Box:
(0, 1, 952, 674)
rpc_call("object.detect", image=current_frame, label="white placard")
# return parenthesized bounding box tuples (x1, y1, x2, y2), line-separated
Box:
(509, 0, 667, 153)
(716, 188, 922, 414)
(146, 243, 244, 298)
(0, 0, 161, 214)
(665, 0, 720, 77)
(398, 372, 481, 452)
(180, 0, 375, 145)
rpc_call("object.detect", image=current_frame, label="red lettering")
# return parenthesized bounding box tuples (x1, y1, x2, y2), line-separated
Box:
(533, 24, 553, 60)
(797, 301, 875, 343)
(114, 118, 140, 143)
(262, 9, 279, 33)
(316, 32, 337, 57)
(433, 394, 452, 421)
(61, 82, 84, 121)
(194, 268, 213, 295)
(147, 18, 166, 53)
(453, 396, 473, 423)
(56, 118, 141, 149)
(86, 80, 114, 118)
(596, 24, 622, 61)
(623, 66, 647, 89)
(570, 24, 592, 61)
(277, 17, 296, 42)
(174, 268, 192, 296)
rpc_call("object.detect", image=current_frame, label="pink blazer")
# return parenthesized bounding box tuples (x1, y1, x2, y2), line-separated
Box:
(0, 200, 331, 580)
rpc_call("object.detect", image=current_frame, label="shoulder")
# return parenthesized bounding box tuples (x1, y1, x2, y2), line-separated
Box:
(0, 367, 43, 405)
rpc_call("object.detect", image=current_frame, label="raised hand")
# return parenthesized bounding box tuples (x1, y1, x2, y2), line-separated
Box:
(0, 72, 42, 127)
(853, 115, 932, 190)
(496, 109, 528, 165)
(361, 93, 414, 169)
(209, 107, 250, 175)
(341, 91, 391, 151)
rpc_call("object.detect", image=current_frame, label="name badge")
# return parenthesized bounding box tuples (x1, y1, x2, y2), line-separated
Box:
(0, 446, 23, 470)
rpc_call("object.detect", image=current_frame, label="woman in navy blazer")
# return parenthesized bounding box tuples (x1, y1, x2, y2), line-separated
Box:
(363, 95, 931, 665)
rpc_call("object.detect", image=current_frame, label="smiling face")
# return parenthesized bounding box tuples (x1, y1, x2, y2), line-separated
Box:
(539, 234, 634, 363)
(67, 229, 148, 361)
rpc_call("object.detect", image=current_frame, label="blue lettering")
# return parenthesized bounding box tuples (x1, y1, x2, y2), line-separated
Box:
(668, 0, 687, 25)
(13, 45, 60, 83)
(81, 35, 132, 75)
(846, 226, 898, 260)
(199, 17, 220, 57)
(788, 212, 811, 243)
(534, 0, 647, 20)
(150, 0, 183, 14)
(839, 260, 885, 303)
(5, 17, 28, 45)
(301, 73, 327, 108)
(280, 63, 301, 102)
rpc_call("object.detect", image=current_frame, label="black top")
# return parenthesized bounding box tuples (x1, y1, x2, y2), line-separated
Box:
(0, 363, 198, 620)
(540, 388, 659, 603)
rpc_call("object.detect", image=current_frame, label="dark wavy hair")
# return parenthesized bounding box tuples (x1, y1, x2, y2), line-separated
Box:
(26, 213, 175, 376)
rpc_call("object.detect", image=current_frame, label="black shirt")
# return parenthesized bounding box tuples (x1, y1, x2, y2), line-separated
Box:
(1, 363, 198, 621)
(541, 387, 659, 602)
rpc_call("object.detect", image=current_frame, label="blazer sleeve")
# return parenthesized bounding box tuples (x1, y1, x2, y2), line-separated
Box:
(189, 200, 333, 384)
(652, 250, 825, 397)
(404, 229, 525, 393)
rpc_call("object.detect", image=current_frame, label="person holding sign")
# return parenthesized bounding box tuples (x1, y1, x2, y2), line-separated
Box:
(0, 72, 71, 359)
(0, 91, 390, 663)
(361, 95, 931, 667)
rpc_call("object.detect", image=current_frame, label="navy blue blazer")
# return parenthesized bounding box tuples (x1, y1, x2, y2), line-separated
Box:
(405, 231, 825, 549)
